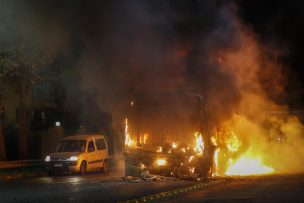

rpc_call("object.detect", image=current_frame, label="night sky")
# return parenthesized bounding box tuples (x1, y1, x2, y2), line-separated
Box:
(1, 0, 304, 130)
(238, 0, 304, 107)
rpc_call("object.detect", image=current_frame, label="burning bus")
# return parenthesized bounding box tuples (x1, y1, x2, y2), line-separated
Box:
(124, 114, 276, 179)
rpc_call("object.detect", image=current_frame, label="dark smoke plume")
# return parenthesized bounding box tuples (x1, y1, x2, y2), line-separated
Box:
(1, 0, 304, 173)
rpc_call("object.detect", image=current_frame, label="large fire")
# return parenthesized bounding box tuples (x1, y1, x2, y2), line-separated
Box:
(225, 155, 274, 175)
(211, 118, 275, 176)
(225, 154, 274, 176)
(126, 112, 287, 177)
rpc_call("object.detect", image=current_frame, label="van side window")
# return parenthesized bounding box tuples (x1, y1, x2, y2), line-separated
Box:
(88, 140, 95, 152)
(95, 139, 106, 150)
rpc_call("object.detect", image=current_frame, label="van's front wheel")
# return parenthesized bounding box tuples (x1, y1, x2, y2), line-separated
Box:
(79, 161, 87, 175)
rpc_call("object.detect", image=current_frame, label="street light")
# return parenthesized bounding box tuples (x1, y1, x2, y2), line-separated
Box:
(55, 121, 61, 127)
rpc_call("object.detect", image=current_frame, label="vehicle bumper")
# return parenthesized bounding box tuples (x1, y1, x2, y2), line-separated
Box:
(45, 161, 79, 173)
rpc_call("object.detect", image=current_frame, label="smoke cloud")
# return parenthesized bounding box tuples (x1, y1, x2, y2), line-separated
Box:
(1, 0, 303, 173)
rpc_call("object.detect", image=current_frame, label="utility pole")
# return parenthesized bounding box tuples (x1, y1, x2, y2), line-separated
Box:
(192, 93, 206, 133)
(192, 93, 214, 178)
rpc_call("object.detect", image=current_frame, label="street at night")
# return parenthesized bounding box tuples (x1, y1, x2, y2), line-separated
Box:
(0, 172, 193, 202)
(1, 173, 304, 202)
(160, 174, 304, 203)
(1, 0, 304, 202)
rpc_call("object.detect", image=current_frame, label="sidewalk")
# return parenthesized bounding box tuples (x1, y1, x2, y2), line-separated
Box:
(0, 160, 46, 180)
(0, 168, 46, 180)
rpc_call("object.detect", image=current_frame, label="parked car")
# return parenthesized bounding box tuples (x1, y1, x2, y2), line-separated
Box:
(45, 134, 109, 175)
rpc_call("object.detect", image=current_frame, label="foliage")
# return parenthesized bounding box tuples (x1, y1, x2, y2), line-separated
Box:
(0, 41, 54, 159)
(0, 42, 53, 84)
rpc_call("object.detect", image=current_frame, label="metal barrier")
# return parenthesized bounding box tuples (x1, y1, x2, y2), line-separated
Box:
(0, 160, 43, 170)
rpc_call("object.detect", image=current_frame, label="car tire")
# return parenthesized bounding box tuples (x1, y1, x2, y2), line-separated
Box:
(79, 161, 87, 175)
(101, 160, 109, 173)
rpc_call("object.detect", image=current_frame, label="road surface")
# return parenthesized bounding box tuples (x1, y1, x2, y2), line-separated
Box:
(0, 170, 193, 203)
(0, 173, 303, 202)
(158, 174, 304, 203)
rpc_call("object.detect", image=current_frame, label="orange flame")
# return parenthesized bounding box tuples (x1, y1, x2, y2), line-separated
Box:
(172, 142, 178, 149)
(225, 153, 274, 176)
(194, 132, 204, 154)
(223, 129, 274, 176)
(125, 118, 136, 147)
(188, 155, 194, 163)
(226, 132, 241, 152)
(156, 146, 163, 153)
(212, 148, 220, 176)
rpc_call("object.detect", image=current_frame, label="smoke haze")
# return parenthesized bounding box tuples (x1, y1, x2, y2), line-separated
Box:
(1, 0, 303, 173)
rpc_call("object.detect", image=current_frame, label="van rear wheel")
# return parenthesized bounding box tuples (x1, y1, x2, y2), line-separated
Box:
(102, 160, 109, 173)
(79, 161, 87, 175)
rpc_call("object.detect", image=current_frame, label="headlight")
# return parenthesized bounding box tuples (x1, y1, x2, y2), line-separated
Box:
(69, 156, 78, 161)
(45, 155, 51, 162)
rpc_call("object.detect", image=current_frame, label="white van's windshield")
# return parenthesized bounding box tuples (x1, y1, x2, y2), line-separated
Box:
(57, 140, 86, 152)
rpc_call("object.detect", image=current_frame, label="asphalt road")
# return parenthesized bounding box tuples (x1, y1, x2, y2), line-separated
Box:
(158, 174, 304, 203)
(1, 173, 303, 203)
(0, 170, 193, 203)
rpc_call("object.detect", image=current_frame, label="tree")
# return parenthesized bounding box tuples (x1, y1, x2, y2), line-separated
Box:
(0, 100, 6, 161)
(0, 56, 9, 161)
(0, 43, 51, 159)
